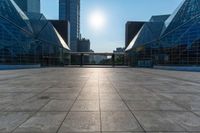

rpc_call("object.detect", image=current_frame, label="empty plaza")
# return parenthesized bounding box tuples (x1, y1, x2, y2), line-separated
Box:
(0, 68, 200, 132)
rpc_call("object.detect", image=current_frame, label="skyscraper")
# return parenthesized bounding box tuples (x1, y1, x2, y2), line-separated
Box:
(13, 0, 40, 13)
(59, 0, 80, 52)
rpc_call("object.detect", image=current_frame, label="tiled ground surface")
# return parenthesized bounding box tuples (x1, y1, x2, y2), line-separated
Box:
(0, 68, 200, 133)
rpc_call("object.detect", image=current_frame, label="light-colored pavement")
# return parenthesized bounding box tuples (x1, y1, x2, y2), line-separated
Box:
(0, 68, 200, 133)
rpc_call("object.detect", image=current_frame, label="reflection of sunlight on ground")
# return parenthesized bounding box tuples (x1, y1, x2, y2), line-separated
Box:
(0, 68, 200, 132)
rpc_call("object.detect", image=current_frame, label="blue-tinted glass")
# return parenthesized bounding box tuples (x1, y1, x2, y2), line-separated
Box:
(132, 22, 164, 48)
(27, 13, 48, 35)
(160, 14, 200, 48)
(0, 0, 33, 33)
(163, 0, 200, 35)
(0, 17, 33, 56)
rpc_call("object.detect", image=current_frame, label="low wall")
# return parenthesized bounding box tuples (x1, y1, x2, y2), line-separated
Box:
(0, 64, 41, 70)
(154, 65, 200, 72)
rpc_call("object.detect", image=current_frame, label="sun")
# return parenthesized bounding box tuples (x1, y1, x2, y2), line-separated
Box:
(89, 10, 106, 30)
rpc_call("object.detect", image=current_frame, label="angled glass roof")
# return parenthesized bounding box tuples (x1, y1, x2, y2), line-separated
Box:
(164, 0, 186, 30)
(0, 19, 19, 46)
(133, 23, 156, 48)
(26, 13, 48, 35)
(26, 12, 70, 50)
(0, 0, 70, 52)
(10, 0, 29, 20)
(26, 12, 45, 20)
(0, 0, 33, 33)
(125, 28, 142, 51)
(53, 27, 70, 50)
(134, 22, 164, 47)
(36, 21, 70, 50)
(160, 14, 200, 48)
(162, 0, 200, 35)
(150, 15, 170, 22)
(126, 15, 166, 51)
(0, 16, 34, 54)
(126, 22, 164, 51)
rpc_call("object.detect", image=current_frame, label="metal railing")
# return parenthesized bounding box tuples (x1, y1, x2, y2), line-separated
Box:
(69, 52, 127, 67)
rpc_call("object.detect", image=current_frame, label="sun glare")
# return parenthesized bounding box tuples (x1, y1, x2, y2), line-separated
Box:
(89, 10, 106, 30)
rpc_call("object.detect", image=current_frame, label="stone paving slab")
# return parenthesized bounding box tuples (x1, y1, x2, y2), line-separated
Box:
(58, 112, 100, 132)
(101, 111, 143, 132)
(134, 111, 200, 132)
(126, 100, 186, 111)
(41, 100, 74, 112)
(0, 68, 200, 133)
(100, 100, 129, 111)
(14, 112, 67, 133)
(71, 100, 99, 111)
(0, 112, 33, 133)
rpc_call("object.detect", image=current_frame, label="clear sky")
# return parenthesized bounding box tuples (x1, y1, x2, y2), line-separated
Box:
(41, 0, 183, 52)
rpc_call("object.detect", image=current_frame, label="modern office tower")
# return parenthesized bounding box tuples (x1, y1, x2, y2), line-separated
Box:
(77, 38, 90, 63)
(59, 0, 80, 52)
(126, 0, 200, 66)
(13, 0, 40, 13)
(125, 21, 144, 48)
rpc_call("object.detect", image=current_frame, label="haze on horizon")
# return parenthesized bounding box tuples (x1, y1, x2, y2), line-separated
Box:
(41, 0, 183, 52)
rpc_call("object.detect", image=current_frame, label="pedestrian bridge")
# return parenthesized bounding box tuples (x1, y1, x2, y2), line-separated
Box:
(70, 52, 126, 66)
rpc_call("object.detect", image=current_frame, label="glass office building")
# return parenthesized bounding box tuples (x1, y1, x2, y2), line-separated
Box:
(59, 0, 80, 52)
(0, 0, 70, 66)
(126, 0, 200, 66)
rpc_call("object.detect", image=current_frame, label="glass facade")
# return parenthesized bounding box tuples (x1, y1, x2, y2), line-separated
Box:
(126, 0, 200, 67)
(59, 0, 80, 52)
(13, 0, 40, 13)
(0, 0, 70, 66)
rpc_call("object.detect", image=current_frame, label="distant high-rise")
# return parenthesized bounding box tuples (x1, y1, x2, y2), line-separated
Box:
(78, 38, 90, 52)
(59, 0, 80, 52)
(13, 0, 40, 13)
